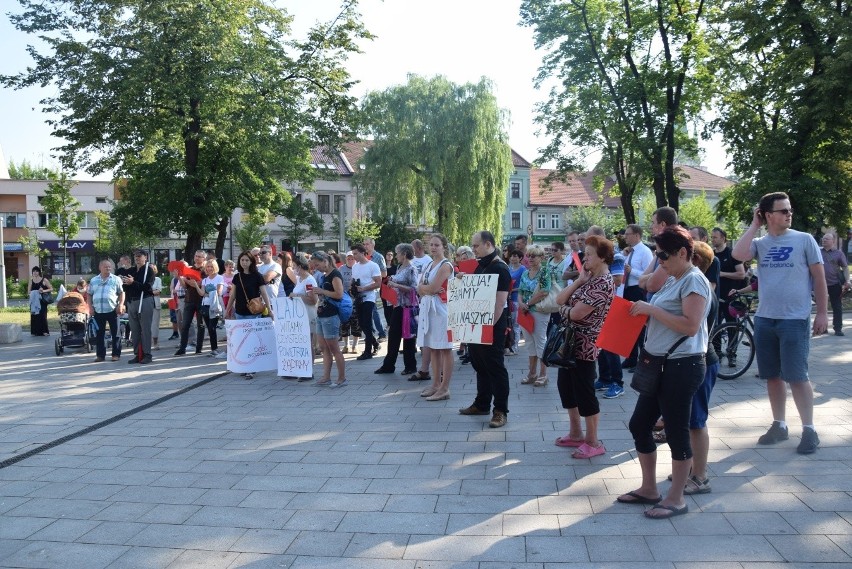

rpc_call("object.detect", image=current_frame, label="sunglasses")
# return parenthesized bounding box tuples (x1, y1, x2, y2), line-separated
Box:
(656, 250, 675, 261)
(768, 208, 793, 216)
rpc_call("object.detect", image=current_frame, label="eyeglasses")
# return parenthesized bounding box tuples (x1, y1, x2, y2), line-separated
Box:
(768, 208, 793, 216)
(656, 250, 674, 261)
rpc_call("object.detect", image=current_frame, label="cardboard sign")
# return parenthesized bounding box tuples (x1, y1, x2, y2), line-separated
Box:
(447, 273, 498, 344)
(226, 318, 277, 373)
(517, 308, 535, 333)
(272, 297, 313, 378)
(595, 296, 648, 357)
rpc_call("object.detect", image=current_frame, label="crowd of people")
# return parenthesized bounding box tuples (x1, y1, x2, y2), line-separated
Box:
(26, 191, 847, 519)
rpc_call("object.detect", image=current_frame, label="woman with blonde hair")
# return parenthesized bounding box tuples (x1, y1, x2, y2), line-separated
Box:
(417, 233, 455, 400)
(517, 244, 552, 386)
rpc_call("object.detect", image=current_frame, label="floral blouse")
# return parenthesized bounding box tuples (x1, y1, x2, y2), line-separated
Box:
(518, 267, 551, 312)
(564, 273, 614, 361)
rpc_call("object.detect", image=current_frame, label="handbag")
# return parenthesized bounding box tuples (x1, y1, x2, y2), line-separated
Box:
(542, 322, 577, 369)
(41, 292, 55, 304)
(630, 337, 689, 396)
(402, 289, 419, 339)
(239, 274, 265, 315)
(534, 271, 562, 313)
(209, 289, 224, 319)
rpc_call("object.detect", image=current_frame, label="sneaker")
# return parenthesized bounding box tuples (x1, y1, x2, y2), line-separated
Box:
(342, 346, 350, 354)
(209, 350, 220, 357)
(506, 349, 517, 356)
(594, 380, 609, 391)
(796, 428, 820, 454)
(728, 355, 737, 368)
(683, 475, 712, 495)
(168, 333, 179, 340)
(459, 404, 489, 416)
(215, 351, 227, 359)
(489, 410, 507, 428)
(378, 335, 387, 342)
(757, 421, 789, 445)
(603, 384, 624, 399)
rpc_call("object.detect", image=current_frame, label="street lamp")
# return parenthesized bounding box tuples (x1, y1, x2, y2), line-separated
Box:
(0, 216, 6, 308)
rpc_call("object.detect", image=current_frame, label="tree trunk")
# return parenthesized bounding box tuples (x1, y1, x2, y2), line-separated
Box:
(664, 125, 680, 211)
(184, 234, 203, 261)
(214, 216, 228, 259)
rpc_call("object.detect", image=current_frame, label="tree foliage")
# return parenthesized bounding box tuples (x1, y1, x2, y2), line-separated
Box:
(357, 75, 514, 244)
(2, 0, 372, 258)
(7, 159, 57, 180)
(521, 0, 716, 217)
(678, 191, 717, 231)
(275, 198, 324, 252)
(711, 0, 852, 232)
(233, 210, 271, 254)
(564, 202, 626, 238)
(41, 173, 81, 283)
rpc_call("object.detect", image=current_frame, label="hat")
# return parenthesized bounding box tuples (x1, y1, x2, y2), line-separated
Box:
(345, 251, 354, 257)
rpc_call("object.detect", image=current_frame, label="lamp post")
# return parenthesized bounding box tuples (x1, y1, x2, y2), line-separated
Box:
(337, 196, 346, 253)
(0, 217, 6, 308)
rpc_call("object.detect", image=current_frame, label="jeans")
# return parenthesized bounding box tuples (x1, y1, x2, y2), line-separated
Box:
(358, 301, 379, 353)
(179, 300, 204, 351)
(200, 305, 219, 351)
(128, 297, 156, 357)
(468, 311, 510, 414)
(372, 302, 385, 337)
(597, 349, 623, 386)
(236, 313, 260, 320)
(381, 305, 417, 371)
(94, 310, 121, 359)
(828, 284, 844, 332)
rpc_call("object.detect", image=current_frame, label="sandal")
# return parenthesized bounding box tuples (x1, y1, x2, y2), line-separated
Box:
(534, 376, 549, 387)
(408, 371, 431, 382)
(653, 430, 667, 444)
(571, 442, 606, 459)
(683, 475, 711, 495)
(644, 503, 688, 519)
(521, 373, 537, 385)
(555, 435, 584, 448)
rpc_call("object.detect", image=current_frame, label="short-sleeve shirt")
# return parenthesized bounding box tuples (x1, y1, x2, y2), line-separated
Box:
(518, 267, 551, 311)
(750, 229, 822, 319)
(257, 261, 282, 301)
(716, 245, 745, 299)
(548, 256, 570, 288)
(317, 269, 343, 318)
(645, 267, 712, 357)
(88, 273, 124, 313)
(352, 260, 382, 303)
(822, 248, 848, 286)
(411, 255, 432, 278)
(625, 241, 653, 287)
(567, 273, 614, 361)
(231, 271, 265, 316)
(370, 251, 387, 273)
(390, 264, 419, 307)
(474, 250, 512, 315)
(705, 256, 721, 298)
(201, 274, 224, 306)
(509, 265, 525, 303)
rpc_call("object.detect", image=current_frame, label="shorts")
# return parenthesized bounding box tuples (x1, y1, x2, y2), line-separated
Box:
(754, 316, 810, 382)
(689, 362, 719, 429)
(317, 315, 341, 339)
(339, 313, 361, 337)
(169, 309, 177, 323)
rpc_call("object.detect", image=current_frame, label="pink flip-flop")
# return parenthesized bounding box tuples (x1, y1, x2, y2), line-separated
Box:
(555, 435, 584, 448)
(572, 443, 606, 459)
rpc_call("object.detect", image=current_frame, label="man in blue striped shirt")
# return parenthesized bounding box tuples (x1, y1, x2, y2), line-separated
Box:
(87, 259, 126, 362)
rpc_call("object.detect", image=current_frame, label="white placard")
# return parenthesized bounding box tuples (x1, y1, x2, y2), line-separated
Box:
(272, 297, 313, 378)
(226, 318, 277, 373)
(447, 274, 498, 344)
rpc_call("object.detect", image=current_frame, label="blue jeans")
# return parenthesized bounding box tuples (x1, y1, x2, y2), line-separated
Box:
(597, 349, 623, 386)
(94, 310, 121, 359)
(236, 313, 260, 320)
(372, 303, 385, 337)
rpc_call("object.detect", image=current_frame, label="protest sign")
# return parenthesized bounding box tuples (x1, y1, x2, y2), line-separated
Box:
(447, 273, 498, 344)
(517, 308, 535, 333)
(595, 296, 648, 357)
(226, 318, 277, 373)
(272, 297, 313, 378)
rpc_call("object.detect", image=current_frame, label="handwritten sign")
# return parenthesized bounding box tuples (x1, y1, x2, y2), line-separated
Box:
(226, 318, 277, 373)
(272, 297, 313, 378)
(447, 274, 498, 344)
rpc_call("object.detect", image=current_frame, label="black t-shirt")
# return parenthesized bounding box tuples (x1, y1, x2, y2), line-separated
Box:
(705, 293, 719, 366)
(716, 246, 745, 300)
(705, 256, 721, 299)
(317, 269, 343, 318)
(232, 271, 265, 316)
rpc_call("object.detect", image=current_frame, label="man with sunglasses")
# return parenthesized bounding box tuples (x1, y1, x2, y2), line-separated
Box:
(733, 191, 828, 454)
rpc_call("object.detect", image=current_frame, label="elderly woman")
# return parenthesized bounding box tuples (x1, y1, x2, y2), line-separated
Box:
(309, 251, 347, 386)
(199, 260, 224, 356)
(453, 245, 475, 364)
(417, 234, 455, 400)
(553, 236, 615, 459)
(517, 244, 552, 386)
(375, 243, 420, 376)
(618, 226, 712, 519)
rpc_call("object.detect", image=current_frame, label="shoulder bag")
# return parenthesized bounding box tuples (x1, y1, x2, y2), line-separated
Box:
(239, 274, 265, 315)
(630, 337, 689, 396)
(533, 270, 562, 313)
(542, 322, 577, 369)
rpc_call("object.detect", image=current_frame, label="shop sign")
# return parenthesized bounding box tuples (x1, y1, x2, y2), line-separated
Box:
(42, 240, 95, 251)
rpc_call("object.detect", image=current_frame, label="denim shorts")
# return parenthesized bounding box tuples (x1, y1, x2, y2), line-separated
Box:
(754, 316, 810, 382)
(689, 362, 719, 429)
(317, 315, 341, 339)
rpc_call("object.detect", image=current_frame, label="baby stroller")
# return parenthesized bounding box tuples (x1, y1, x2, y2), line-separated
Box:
(55, 291, 94, 355)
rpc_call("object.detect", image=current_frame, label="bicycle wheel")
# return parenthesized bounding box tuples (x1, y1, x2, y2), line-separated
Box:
(711, 323, 755, 380)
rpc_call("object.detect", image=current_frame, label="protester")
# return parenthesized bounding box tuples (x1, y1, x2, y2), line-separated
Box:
(225, 251, 273, 380)
(277, 251, 296, 298)
(553, 235, 615, 458)
(375, 243, 420, 377)
(411, 238, 432, 277)
(123, 249, 157, 364)
(453, 245, 475, 364)
(175, 250, 207, 355)
(338, 251, 362, 354)
(29, 266, 53, 336)
(621, 224, 654, 368)
(199, 260, 224, 356)
(150, 266, 162, 350)
(169, 261, 187, 341)
(619, 226, 711, 519)
(416, 235, 455, 400)
(517, 244, 551, 387)
(507, 249, 525, 356)
(821, 232, 849, 336)
(364, 238, 388, 341)
(87, 259, 125, 362)
(309, 251, 347, 387)
(711, 227, 747, 361)
(351, 244, 383, 360)
(257, 246, 281, 309)
(221, 260, 235, 318)
(514, 234, 530, 268)
(459, 231, 512, 428)
(290, 253, 319, 359)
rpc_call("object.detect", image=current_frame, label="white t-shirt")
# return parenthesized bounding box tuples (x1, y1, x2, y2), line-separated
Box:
(626, 241, 653, 287)
(292, 274, 318, 296)
(201, 274, 224, 306)
(411, 254, 432, 278)
(352, 260, 382, 303)
(257, 261, 282, 301)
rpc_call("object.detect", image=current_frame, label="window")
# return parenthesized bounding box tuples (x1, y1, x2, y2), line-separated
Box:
(37, 213, 57, 227)
(96, 197, 107, 204)
(2, 213, 27, 228)
(511, 212, 521, 229)
(77, 211, 99, 228)
(537, 213, 546, 230)
(318, 194, 331, 214)
(551, 214, 560, 230)
(510, 182, 520, 199)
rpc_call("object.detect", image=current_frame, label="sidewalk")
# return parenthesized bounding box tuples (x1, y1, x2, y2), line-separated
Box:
(0, 319, 851, 568)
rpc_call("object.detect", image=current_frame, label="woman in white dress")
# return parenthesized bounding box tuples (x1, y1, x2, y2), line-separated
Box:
(417, 234, 455, 400)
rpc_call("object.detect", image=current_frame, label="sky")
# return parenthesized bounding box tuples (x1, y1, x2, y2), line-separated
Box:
(0, 0, 731, 180)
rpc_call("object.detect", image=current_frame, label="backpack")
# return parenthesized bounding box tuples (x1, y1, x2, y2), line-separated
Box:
(320, 273, 354, 322)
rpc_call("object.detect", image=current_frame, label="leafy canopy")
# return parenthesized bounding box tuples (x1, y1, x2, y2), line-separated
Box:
(357, 75, 514, 245)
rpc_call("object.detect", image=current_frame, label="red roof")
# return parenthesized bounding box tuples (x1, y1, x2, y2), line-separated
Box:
(530, 169, 620, 208)
(675, 165, 733, 192)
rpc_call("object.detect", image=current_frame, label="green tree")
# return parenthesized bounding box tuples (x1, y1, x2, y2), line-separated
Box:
(345, 218, 381, 247)
(17, 220, 50, 266)
(564, 201, 627, 238)
(233, 210, 271, 253)
(521, 0, 716, 215)
(711, 0, 852, 232)
(41, 173, 81, 284)
(371, 219, 419, 255)
(678, 191, 717, 231)
(7, 159, 56, 180)
(275, 199, 324, 253)
(2, 0, 371, 259)
(357, 75, 514, 244)
(93, 210, 134, 260)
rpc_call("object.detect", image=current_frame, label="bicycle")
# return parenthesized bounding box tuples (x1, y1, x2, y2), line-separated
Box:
(710, 293, 756, 380)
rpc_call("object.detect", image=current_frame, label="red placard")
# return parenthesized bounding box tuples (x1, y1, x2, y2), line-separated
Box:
(595, 296, 648, 357)
(167, 260, 184, 273)
(456, 259, 479, 275)
(517, 309, 535, 333)
(572, 252, 583, 273)
(380, 283, 398, 305)
(182, 266, 203, 282)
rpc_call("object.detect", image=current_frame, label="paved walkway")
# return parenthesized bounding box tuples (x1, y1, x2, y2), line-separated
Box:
(0, 319, 851, 568)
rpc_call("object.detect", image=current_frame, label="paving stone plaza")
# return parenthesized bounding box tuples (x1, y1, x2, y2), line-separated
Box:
(1, 318, 851, 568)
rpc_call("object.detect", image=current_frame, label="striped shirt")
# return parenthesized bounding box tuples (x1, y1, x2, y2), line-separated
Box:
(88, 273, 124, 313)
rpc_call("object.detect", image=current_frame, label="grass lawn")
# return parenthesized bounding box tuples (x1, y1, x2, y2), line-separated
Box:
(0, 306, 174, 334)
